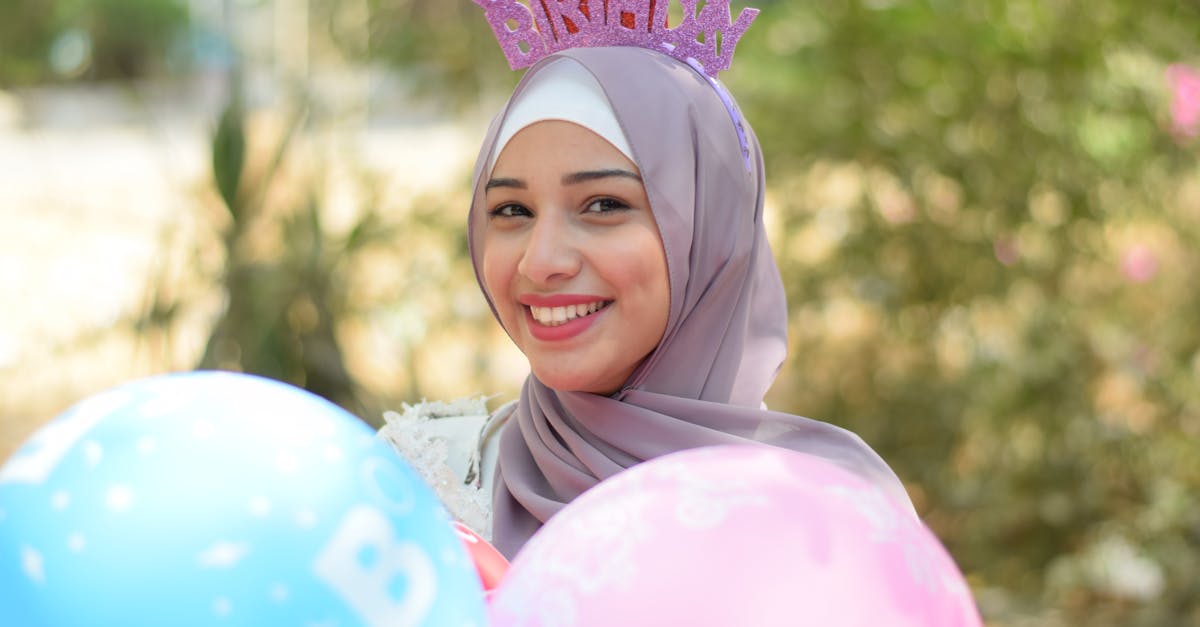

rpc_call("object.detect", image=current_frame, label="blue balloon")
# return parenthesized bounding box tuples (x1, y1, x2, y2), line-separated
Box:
(0, 371, 486, 626)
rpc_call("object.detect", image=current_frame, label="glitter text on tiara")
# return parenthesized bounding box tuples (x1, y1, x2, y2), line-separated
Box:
(473, 0, 759, 79)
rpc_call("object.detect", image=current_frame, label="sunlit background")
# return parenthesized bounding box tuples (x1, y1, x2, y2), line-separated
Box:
(2, 1, 1198, 624)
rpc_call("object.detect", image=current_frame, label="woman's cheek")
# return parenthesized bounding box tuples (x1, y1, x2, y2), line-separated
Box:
(480, 247, 515, 322)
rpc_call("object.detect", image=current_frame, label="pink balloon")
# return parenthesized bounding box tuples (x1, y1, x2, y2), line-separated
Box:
(490, 445, 982, 627)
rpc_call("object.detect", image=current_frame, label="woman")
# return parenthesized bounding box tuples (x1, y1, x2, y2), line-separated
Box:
(385, 45, 913, 559)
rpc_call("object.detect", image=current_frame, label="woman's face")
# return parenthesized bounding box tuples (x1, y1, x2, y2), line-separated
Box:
(482, 120, 670, 395)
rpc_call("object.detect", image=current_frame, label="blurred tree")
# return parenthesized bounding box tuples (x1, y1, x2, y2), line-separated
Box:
(197, 82, 499, 427)
(0, 0, 189, 84)
(355, 0, 516, 108)
(195, 0, 500, 428)
(0, 1, 63, 85)
(201, 85, 382, 422)
(79, 0, 190, 78)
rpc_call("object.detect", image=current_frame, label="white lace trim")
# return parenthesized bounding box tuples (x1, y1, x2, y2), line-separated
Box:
(378, 397, 495, 540)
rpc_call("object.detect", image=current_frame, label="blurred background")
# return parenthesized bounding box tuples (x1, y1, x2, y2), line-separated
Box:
(1, 0, 1197, 624)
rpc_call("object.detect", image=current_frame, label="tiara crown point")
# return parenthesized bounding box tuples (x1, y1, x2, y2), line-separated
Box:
(475, 0, 759, 78)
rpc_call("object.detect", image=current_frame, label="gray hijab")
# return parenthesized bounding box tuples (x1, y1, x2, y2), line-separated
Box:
(467, 47, 913, 558)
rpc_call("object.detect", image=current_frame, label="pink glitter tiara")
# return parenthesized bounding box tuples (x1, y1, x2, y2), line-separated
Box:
(472, 0, 759, 79)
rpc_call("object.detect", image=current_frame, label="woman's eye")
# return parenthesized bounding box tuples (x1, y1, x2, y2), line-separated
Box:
(584, 198, 631, 214)
(489, 203, 531, 218)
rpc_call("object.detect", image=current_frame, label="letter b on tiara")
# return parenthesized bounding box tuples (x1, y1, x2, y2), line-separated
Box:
(475, 0, 547, 66)
(473, 0, 759, 79)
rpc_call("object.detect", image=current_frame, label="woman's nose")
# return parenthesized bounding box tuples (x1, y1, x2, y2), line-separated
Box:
(517, 214, 580, 285)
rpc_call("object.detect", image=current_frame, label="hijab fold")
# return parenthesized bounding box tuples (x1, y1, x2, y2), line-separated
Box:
(467, 47, 914, 558)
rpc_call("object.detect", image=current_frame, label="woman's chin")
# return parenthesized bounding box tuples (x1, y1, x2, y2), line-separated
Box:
(533, 368, 622, 396)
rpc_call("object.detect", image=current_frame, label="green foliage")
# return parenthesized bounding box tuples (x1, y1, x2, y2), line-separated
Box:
(354, 0, 517, 108)
(200, 92, 380, 422)
(0, 0, 189, 85)
(212, 98, 247, 219)
(75, 0, 190, 78)
(0, 1, 63, 85)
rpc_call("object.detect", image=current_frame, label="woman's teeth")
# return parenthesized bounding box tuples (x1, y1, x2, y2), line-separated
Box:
(530, 301, 610, 326)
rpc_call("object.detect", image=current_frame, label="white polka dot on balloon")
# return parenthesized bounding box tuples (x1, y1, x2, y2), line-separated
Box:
(248, 496, 272, 518)
(295, 509, 318, 529)
(67, 533, 86, 552)
(83, 441, 103, 468)
(269, 583, 289, 603)
(275, 451, 299, 474)
(197, 541, 250, 569)
(50, 490, 70, 511)
(136, 436, 157, 455)
(106, 485, 133, 512)
(21, 545, 44, 584)
(212, 597, 232, 617)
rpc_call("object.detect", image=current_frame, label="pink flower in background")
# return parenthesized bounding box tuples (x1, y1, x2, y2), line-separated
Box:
(1120, 244, 1158, 283)
(1166, 64, 1200, 139)
(993, 237, 1019, 266)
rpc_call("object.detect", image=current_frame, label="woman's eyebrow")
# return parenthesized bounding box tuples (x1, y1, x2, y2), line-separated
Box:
(562, 169, 642, 185)
(485, 177, 526, 190)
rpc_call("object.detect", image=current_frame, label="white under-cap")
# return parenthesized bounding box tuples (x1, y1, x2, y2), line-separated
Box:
(489, 58, 635, 172)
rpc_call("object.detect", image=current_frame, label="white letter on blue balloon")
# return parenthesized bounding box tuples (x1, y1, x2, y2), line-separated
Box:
(313, 505, 436, 627)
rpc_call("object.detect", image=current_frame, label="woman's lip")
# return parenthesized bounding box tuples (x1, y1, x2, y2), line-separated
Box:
(518, 293, 611, 307)
(524, 303, 607, 342)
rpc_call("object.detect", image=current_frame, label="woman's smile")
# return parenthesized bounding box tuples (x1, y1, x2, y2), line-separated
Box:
(520, 294, 615, 341)
(522, 292, 613, 324)
(527, 300, 611, 327)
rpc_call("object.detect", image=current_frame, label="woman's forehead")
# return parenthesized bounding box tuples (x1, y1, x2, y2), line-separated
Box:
(490, 120, 640, 180)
